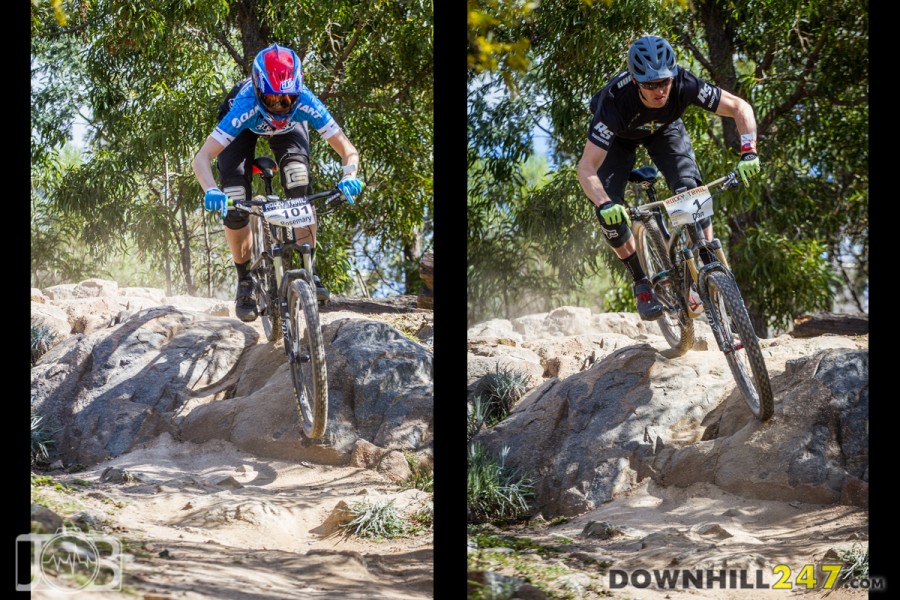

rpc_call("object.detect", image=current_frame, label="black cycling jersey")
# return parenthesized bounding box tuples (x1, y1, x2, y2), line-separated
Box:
(587, 69, 722, 150)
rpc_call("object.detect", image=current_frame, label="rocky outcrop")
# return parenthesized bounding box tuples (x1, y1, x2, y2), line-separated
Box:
(469, 307, 868, 516)
(31, 279, 434, 469)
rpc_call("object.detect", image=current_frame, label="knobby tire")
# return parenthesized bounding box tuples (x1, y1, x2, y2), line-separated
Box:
(635, 218, 694, 355)
(288, 278, 329, 439)
(705, 270, 774, 421)
(250, 212, 280, 342)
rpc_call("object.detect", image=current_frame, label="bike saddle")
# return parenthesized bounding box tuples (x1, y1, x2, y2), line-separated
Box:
(252, 156, 278, 178)
(628, 166, 659, 185)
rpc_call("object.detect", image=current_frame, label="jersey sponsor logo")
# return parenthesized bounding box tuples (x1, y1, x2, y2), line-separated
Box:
(297, 104, 322, 120)
(616, 76, 630, 90)
(592, 121, 614, 143)
(698, 83, 712, 107)
(231, 106, 258, 129)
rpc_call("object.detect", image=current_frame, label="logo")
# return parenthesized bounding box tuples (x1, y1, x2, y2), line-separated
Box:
(591, 121, 614, 144)
(232, 106, 258, 129)
(279, 77, 296, 91)
(297, 104, 322, 120)
(17, 530, 124, 592)
(697, 82, 711, 106)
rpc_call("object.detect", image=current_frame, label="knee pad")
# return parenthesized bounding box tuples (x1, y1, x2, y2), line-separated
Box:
(222, 185, 250, 230)
(595, 204, 633, 249)
(280, 155, 310, 198)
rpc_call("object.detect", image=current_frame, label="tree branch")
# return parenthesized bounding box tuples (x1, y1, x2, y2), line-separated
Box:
(216, 30, 246, 73)
(677, 31, 716, 76)
(758, 13, 835, 137)
(322, 17, 367, 97)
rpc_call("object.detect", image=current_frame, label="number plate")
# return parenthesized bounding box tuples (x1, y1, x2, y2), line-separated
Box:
(663, 185, 713, 226)
(263, 198, 316, 228)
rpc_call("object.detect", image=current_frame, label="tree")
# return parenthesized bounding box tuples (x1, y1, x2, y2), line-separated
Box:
(31, 0, 433, 297)
(467, 0, 867, 333)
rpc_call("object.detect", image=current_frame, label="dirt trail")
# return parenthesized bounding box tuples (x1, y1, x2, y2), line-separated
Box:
(33, 435, 433, 599)
(470, 478, 869, 600)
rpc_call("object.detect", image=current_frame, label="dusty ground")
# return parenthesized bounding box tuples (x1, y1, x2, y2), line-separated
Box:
(29, 296, 434, 599)
(469, 477, 869, 600)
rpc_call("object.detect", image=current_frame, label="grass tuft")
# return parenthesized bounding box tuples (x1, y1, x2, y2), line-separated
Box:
(31, 324, 57, 366)
(467, 443, 533, 524)
(340, 499, 411, 539)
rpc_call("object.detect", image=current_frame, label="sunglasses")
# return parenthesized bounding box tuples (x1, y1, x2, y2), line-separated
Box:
(636, 78, 672, 91)
(260, 93, 299, 114)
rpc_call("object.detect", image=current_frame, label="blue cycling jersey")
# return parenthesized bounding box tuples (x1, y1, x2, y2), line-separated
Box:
(211, 80, 341, 146)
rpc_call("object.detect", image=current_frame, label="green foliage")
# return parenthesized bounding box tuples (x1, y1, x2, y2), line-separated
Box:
(31, 324, 57, 366)
(468, 0, 868, 329)
(603, 278, 635, 314)
(729, 228, 840, 331)
(467, 443, 533, 524)
(339, 499, 411, 539)
(32, 0, 432, 297)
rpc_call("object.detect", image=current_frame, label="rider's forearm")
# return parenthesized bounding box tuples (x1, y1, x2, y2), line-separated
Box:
(192, 154, 218, 192)
(732, 100, 758, 150)
(577, 162, 612, 207)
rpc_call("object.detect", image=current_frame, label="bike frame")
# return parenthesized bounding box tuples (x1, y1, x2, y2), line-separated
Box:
(631, 172, 744, 354)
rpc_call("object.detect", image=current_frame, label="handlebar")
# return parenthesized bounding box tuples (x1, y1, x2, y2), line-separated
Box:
(228, 188, 347, 216)
(630, 171, 742, 214)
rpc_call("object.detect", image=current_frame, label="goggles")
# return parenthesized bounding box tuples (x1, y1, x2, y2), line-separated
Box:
(260, 93, 300, 115)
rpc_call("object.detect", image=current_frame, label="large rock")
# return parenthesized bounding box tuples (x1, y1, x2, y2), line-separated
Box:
(32, 299, 434, 468)
(474, 342, 867, 516)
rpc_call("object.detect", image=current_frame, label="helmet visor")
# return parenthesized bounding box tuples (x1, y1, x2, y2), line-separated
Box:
(260, 93, 300, 116)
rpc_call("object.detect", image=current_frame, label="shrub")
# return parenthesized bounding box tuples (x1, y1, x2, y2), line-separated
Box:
(467, 443, 533, 524)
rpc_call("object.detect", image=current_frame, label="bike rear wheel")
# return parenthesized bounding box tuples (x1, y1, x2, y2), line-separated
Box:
(634, 218, 694, 355)
(705, 269, 774, 421)
(250, 213, 280, 342)
(287, 277, 328, 439)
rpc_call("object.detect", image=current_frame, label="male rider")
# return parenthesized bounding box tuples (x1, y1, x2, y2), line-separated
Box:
(193, 43, 363, 320)
(576, 35, 760, 320)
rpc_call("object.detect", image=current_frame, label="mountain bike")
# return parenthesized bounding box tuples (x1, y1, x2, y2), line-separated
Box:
(627, 166, 774, 421)
(228, 156, 347, 438)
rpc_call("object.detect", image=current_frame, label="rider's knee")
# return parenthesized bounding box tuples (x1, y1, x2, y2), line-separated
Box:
(279, 153, 311, 198)
(222, 185, 250, 230)
(595, 204, 633, 249)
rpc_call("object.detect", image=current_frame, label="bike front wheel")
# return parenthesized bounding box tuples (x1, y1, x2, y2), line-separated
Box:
(287, 277, 329, 439)
(705, 269, 774, 421)
(250, 213, 280, 342)
(634, 218, 694, 355)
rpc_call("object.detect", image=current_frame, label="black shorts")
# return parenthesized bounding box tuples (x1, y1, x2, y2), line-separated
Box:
(596, 119, 703, 204)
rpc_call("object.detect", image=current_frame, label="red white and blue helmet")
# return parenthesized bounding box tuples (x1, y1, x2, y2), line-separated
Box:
(251, 43, 303, 129)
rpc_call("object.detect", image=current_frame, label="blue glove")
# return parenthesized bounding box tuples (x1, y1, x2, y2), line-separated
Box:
(204, 187, 229, 217)
(336, 176, 363, 205)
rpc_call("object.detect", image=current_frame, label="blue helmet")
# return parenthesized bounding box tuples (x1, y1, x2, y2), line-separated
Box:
(251, 43, 303, 129)
(627, 36, 679, 82)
